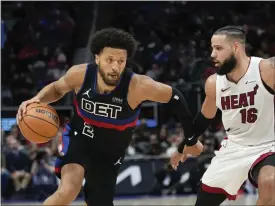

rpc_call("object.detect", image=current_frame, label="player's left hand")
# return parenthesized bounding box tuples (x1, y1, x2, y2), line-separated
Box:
(170, 151, 188, 170)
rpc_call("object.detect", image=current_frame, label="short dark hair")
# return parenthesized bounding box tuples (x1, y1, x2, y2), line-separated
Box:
(213, 25, 246, 44)
(90, 27, 137, 58)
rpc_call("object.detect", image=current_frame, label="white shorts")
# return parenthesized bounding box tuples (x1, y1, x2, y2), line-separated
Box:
(201, 138, 275, 200)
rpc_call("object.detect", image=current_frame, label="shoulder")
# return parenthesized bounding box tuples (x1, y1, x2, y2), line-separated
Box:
(205, 74, 217, 98)
(64, 63, 88, 81)
(259, 57, 275, 90)
(63, 63, 89, 89)
(66, 63, 88, 75)
(205, 74, 217, 90)
(259, 57, 275, 71)
(129, 74, 153, 90)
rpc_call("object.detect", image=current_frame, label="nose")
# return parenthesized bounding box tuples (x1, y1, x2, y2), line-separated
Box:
(211, 50, 216, 59)
(111, 62, 119, 72)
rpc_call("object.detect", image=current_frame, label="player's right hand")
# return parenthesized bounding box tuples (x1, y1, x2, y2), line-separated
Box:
(170, 151, 188, 170)
(17, 98, 40, 123)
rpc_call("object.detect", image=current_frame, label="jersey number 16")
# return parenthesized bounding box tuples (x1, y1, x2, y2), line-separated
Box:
(240, 108, 258, 124)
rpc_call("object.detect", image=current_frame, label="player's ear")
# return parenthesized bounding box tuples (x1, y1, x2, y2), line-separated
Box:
(95, 54, 99, 65)
(233, 41, 239, 52)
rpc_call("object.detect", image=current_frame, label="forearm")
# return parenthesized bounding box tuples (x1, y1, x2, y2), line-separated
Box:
(167, 88, 195, 141)
(177, 111, 214, 152)
(34, 82, 65, 104)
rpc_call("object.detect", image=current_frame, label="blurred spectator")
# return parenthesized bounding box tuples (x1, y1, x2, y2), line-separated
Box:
(151, 162, 181, 195)
(1, 152, 12, 199)
(2, 2, 75, 106)
(2, 1, 275, 200)
(30, 148, 58, 201)
(5, 138, 32, 192)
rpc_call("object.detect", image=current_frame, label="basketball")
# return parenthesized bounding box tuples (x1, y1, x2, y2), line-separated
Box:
(18, 103, 60, 143)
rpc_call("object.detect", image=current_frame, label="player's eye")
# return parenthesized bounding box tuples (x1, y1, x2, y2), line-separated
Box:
(118, 60, 124, 64)
(107, 58, 112, 63)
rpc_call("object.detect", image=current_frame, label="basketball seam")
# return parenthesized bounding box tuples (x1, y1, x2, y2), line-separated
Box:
(25, 105, 57, 114)
(22, 118, 56, 139)
(24, 114, 59, 130)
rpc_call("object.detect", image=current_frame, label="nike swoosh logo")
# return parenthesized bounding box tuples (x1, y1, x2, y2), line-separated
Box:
(226, 128, 240, 132)
(221, 87, 230, 92)
(245, 80, 256, 84)
(188, 136, 194, 141)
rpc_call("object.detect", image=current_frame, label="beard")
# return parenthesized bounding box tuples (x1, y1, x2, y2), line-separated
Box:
(98, 66, 121, 86)
(215, 54, 237, 76)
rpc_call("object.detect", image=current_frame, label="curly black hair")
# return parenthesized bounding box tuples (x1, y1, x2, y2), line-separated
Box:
(90, 27, 137, 58)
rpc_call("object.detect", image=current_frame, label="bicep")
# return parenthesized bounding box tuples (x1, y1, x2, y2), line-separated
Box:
(201, 74, 218, 118)
(139, 76, 172, 103)
(260, 57, 275, 91)
(53, 76, 73, 95)
(53, 65, 86, 95)
(201, 96, 217, 119)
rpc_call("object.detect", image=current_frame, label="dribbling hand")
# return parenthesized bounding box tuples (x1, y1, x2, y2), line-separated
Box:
(16, 99, 40, 124)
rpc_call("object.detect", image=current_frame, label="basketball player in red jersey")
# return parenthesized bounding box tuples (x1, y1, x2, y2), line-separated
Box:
(16, 28, 202, 206)
(171, 26, 275, 205)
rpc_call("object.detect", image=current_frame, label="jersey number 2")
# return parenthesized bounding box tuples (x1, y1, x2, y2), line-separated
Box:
(240, 108, 258, 124)
(82, 122, 94, 138)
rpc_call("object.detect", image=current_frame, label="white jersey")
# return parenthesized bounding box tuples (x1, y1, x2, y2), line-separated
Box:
(216, 56, 275, 146)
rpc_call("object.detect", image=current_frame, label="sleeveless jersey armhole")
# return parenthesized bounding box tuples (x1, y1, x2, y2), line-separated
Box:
(75, 64, 90, 96)
(257, 58, 275, 96)
(125, 72, 142, 112)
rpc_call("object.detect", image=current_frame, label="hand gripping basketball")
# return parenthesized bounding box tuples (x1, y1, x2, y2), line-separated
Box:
(17, 98, 40, 123)
(17, 99, 60, 143)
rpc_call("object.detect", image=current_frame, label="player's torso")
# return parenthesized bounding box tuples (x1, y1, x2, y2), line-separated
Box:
(216, 57, 275, 146)
(70, 64, 141, 155)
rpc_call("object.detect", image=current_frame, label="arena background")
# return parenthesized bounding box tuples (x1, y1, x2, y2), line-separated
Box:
(1, 1, 275, 205)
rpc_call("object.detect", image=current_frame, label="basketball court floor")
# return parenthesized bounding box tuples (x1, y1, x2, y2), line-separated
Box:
(2, 194, 258, 205)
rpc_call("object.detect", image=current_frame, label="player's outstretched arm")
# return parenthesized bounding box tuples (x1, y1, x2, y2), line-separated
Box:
(132, 74, 202, 155)
(260, 57, 275, 92)
(175, 74, 218, 154)
(17, 64, 87, 121)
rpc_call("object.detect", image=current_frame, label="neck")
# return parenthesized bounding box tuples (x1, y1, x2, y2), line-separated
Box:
(227, 54, 250, 84)
(96, 72, 116, 94)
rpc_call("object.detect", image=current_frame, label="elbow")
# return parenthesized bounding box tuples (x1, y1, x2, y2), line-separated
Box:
(52, 82, 65, 98)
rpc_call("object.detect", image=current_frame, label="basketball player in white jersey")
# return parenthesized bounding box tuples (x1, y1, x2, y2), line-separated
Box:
(171, 26, 275, 205)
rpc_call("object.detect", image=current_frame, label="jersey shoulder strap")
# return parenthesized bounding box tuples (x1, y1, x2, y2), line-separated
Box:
(115, 68, 134, 97)
(76, 63, 97, 96)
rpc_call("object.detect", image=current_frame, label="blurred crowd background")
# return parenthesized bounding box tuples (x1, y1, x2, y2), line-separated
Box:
(1, 1, 275, 202)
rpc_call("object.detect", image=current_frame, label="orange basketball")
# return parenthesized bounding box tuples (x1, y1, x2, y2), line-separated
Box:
(18, 103, 60, 143)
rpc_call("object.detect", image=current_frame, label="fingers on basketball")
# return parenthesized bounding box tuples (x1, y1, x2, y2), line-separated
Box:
(18, 103, 60, 144)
